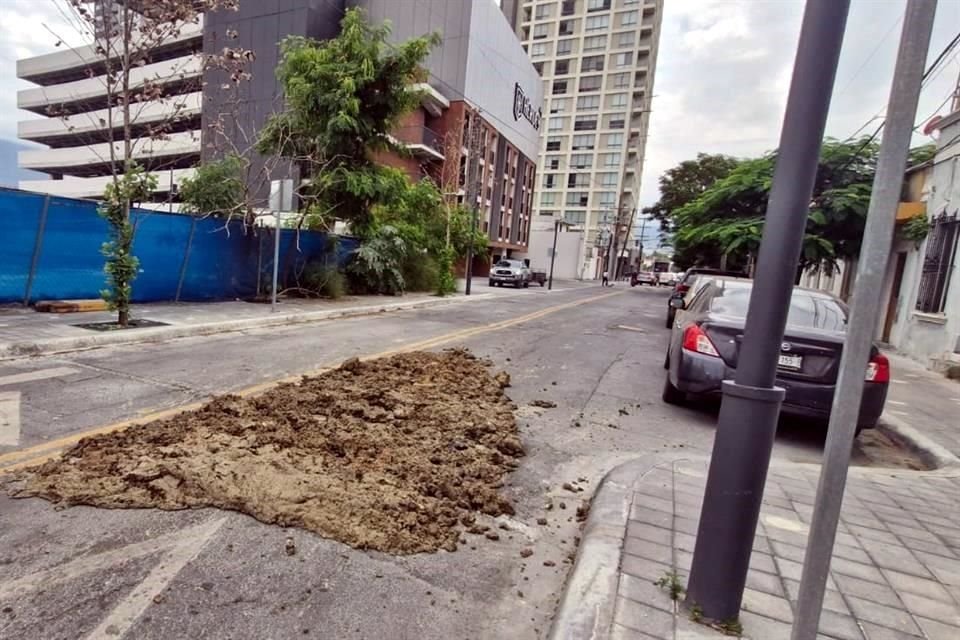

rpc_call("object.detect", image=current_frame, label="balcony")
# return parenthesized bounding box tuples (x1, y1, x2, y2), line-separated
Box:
(19, 168, 196, 199)
(19, 92, 202, 147)
(19, 129, 201, 176)
(896, 201, 926, 222)
(392, 126, 444, 161)
(17, 19, 203, 86)
(18, 55, 203, 115)
(411, 83, 450, 117)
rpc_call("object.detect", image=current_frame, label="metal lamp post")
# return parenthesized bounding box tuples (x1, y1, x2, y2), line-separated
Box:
(685, 0, 851, 621)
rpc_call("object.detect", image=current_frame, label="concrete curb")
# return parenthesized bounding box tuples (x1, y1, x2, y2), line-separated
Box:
(0, 293, 497, 361)
(547, 459, 649, 640)
(878, 411, 960, 471)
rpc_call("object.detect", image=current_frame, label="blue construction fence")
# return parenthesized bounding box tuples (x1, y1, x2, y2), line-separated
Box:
(0, 187, 358, 304)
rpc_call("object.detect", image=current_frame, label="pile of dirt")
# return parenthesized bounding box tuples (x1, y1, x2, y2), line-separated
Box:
(12, 349, 524, 554)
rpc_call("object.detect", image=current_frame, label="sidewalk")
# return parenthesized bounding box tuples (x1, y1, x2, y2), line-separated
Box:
(552, 455, 960, 639)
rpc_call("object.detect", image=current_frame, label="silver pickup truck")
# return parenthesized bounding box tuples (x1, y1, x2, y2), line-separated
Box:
(489, 259, 532, 288)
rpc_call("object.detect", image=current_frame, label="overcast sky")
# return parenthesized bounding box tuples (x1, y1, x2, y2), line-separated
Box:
(2, 0, 959, 208)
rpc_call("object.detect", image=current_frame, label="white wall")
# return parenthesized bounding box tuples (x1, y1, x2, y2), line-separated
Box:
(464, 0, 543, 161)
(524, 228, 584, 279)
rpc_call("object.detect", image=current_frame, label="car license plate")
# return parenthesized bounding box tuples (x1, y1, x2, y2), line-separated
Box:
(778, 354, 802, 370)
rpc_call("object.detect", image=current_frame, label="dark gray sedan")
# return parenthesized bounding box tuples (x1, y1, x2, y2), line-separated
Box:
(662, 277, 889, 432)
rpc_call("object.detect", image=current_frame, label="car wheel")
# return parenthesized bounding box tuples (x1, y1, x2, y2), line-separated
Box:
(488, 280, 494, 286)
(663, 353, 670, 370)
(524, 281, 530, 288)
(662, 375, 685, 405)
(665, 310, 675, 329)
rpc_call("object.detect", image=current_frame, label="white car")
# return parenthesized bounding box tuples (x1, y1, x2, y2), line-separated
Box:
(489, 259, 532, 288)
(658, 272, 678, 286)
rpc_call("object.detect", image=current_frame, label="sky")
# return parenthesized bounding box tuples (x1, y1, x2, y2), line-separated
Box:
(1, 0, 959, 207)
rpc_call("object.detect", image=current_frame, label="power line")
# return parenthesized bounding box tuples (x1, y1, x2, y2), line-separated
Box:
(834, 9, 905, 99)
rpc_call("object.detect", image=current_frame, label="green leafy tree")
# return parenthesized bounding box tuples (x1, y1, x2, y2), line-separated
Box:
(257, 8, 439, 236)
(668, 137, 900, 271)
(98, 165, 158, 325)
(643, 153, 740, 232)
(178, 155, 246, 218)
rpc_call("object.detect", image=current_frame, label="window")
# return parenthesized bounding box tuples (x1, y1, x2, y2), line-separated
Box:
(550, 98, 569, 113)
(559, 20, 575, 35)
(547, 155, 562, 169)
(574, 115, 597, 130)
(586, 15, 610, 30)
(533, 24, 550, 39)
(612, 72, 631, 88)
(577, 95, 600, 111)
(564, 210, 587, 225)
(606, 116, 625, 130)
(535, 3, 553, 19)
(572, 134, 595, 150)
(610, 93, 628, 108)
(548, 116, 568, 131)
(568, 173, 590, 188)
(587, 0, 611, 11)
(570, 153, 592, 169)
(601, 152, 622, 167)
(916, 213, 960, 313)
(561, 0, 576, 16)
(555, 59, 571, 75)
(566, 192, 589, 207)
(598, 191, 617, 206)
(598, 172, 618, 187)
(540, 192, 558, 206)
(614, 51, 633, 68)
(557, 38, 574, 55)
(617, 31, 636, 47)
(581, 55, 604, 72)
(619, 10, 638, 26)
(584, 35, 606, 50)
(579, 75, 603, 92)
(543, 174, 559, 188)
(546, 136, 562, 151)
(552, 80, 568, 95)
(533, 61, 545, 75)
(531, 43, 547, 57)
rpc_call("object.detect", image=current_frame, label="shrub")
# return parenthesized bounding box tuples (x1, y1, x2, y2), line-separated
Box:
(302, 264, 346, 299)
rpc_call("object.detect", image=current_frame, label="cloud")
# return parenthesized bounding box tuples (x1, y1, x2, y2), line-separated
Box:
(639, 0, 960, 208)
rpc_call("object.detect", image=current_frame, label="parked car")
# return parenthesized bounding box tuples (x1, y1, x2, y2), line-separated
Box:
(631, 271, 659, 287)
(666, 268, 748, 328)
(489, 259, 532, 288)
(658, 272, 678, 287)
(662, 277, 889, 433)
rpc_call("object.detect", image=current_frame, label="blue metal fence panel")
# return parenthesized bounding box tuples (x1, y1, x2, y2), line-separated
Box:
(0, 187, 353, 304)
(0, 190, 45, 302)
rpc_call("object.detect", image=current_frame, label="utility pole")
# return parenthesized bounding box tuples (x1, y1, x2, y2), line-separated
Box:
(605, 205, 624, 280)
(685, 0, 850, 622)
(463, 111, 482, 295)
(792, 2, 937, 638)
(548, 219, 560, 290)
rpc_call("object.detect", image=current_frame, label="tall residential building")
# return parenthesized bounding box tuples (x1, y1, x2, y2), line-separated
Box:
(15, 0, 539, 267)
(515, 0, 663, 278)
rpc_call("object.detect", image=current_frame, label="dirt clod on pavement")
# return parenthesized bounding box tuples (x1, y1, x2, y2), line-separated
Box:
(529, 400, 557, 409)
(12, 349, 524, 555)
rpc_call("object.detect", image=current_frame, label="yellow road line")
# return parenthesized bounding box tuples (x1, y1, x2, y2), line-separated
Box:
(0, 290, 621, 472)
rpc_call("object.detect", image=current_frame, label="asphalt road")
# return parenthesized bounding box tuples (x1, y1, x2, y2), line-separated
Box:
(0, 284, 913, 640)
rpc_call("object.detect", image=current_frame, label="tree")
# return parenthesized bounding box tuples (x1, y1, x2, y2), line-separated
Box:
(256, 7, 440, 236)
(666, 137, 913, 271)
(52, 0, 239, 325)
(177, 154, 245, 218)
(643, 153, 740, 232)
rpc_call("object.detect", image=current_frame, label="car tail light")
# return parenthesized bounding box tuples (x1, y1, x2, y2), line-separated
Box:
(682, 325, 720, 357)
(865, 353, 890, 383)
(676, 283, 689, 294)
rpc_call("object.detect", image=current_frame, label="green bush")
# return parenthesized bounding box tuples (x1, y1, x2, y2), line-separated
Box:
(403, 253, 440, 292)
(302, 263, 346, 299)
(346, 225, 407, 295)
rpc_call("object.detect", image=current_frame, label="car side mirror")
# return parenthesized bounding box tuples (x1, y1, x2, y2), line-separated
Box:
(670, 298, 685, 310)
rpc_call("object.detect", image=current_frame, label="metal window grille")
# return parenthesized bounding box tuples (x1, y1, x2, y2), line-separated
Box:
(916, 212, 959, 313)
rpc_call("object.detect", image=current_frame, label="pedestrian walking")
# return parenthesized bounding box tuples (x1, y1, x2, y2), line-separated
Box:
(602, 270, 610, 287)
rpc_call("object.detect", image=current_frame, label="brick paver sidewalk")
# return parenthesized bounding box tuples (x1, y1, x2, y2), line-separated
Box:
(551, 455, 960, 639)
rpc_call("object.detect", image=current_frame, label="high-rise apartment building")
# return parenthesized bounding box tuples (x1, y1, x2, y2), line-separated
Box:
(515, 0, 663, 277)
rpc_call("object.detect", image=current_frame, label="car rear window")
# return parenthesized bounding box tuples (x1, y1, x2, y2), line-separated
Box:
(710, 286, 847, 330)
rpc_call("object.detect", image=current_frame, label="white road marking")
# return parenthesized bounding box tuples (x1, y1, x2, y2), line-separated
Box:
(616, 325, 646, 333)
(888, 400, 908, 406)
(85, 517, 227, 640)
(762, 515, 808, 534)
(0, 518, 225, 602)
(890, 379, 907, 385)
(0, 391, 20, 446)
(891, 409, 910, 416)
(0, 367, 78, 387)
